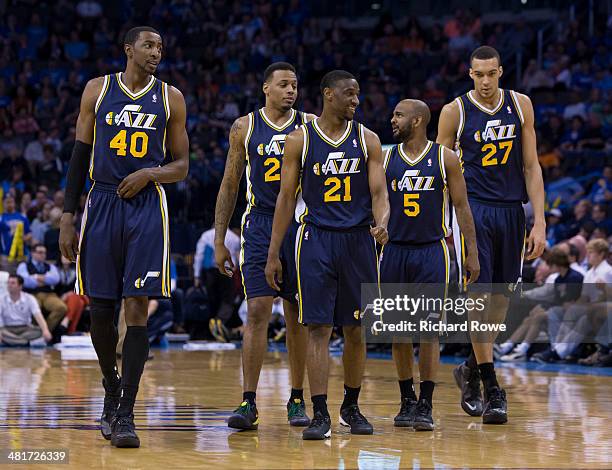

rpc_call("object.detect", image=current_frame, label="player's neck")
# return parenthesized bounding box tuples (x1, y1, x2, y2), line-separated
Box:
(262, 105, 293, 125)
(121, 65, 153, 94)
(401, 136, 429, 157)
(472, 88, 502, 109)
(317, 111, 348, 137)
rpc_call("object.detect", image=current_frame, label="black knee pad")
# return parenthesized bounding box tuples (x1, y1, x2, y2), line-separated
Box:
(90, 297, 118, 324)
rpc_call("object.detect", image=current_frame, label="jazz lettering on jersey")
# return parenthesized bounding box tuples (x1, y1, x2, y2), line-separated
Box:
(257, 134, 287, 156)
(313, 152, 361, 203)
(391, 169, 436, 218)
(473, 119, 517, 168)
(105, 104, 158, 130)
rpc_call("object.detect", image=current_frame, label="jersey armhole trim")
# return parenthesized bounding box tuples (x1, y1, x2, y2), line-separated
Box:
(455, 97, 465, 141)
(244, 113, 254, 153)
(162, 82, 170, 121)
(509, 90, 525, 125)
(94, 75, 110, 114)
(301, 124, 309, 166)
(383, 146, 392, 170)
(438, 145, 447, 185)
(358, 123, 369, 161)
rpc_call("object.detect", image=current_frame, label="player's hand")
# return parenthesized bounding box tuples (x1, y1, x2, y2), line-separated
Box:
(465, 252, 480, 285)
(214, 243, 235, 277)
(265, 255, 282, 291)
(117, 168, 152, 199)
(370, 226, 389, 245)
(525, 222, 546, 260)
(59, 213, 79, 262)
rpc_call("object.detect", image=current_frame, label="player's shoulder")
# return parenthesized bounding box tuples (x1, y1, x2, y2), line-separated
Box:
(229, 114, 252, 138)
(82, 76, 107, 98)
(508, 89, 532, 107)
(356, 122, 380, 142)
(440, 98, 461, 117)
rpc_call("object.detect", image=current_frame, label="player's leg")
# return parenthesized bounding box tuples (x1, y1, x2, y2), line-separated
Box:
(283, 299, 310, 426)
(76, 185, 123, 441)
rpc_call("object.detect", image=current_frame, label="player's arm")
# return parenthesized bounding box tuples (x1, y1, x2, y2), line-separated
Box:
(59, 77, 103, 262)
(213, 116, 247, 276)
(518, 93, 546, 260)
(364, 128, 389, 245)
(436, 101, 460, 149)
(443, 147, 480, 284)
(117, 86, 189, 198)
(265, 128, 303, 290)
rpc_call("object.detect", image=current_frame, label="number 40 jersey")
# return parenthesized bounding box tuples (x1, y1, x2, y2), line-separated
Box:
(93, 73, 170, 185)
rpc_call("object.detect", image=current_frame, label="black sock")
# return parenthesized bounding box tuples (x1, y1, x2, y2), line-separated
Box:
(341, 385, 360, 410)
(312, 394, 329, 416)
(89, 298, 120, 389)
(399, 378, 417, 401)
(419, 381, 435, 406)
(117, 326, 149, 417)
(466, 349, 478, 370)
(289, 388, 304, 402)
(243, 391, 256, 405)
(478, 362, 499, 393)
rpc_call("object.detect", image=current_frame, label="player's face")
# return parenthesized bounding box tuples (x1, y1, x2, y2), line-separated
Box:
(469, 58, 502, 100)
(390, 104, 415, 141)
(330, 79, 360, 120)
(263, 70, 298, 112)
(128, 32, 163, 74)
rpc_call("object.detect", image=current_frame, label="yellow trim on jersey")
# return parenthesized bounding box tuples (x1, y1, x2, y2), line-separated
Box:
(456, 96, 466, 140)
(75, 183, 96, 294)
(154, 183, 170, 297)
(358, 123, 368, 159)
(374, 238, 381, 297)
(312, 119, 352, 147)
(383, 147, 393, 170)
(115, 73, 156, 101)
(259, 108, 296, 131)
(438, 145, 450, 237)
(161, 82, 169, 157)
(460, 233, 467, 290)
(509, 90, 525, 125)
(296, 224, 306, 323)
(238, 207, 252, 300)
(440, 239, 450, 299)
(244, 113, 256, 207)
(398, 140, 432, 166)
(95, 75, 111, 113)
(296, 125, 310, 223)
(89, 119, 97, 180)
(89, 77, 111, 180)
(466, 89, 505, 115)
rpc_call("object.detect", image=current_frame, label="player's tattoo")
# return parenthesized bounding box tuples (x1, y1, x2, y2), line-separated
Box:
(214, 117, 247, 242)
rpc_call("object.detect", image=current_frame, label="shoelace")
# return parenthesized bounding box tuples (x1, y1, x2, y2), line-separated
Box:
(309, 412, 328, 428)
(399, 398, 416, 415)
(234, 401, 253, 415)
(288, 401, 305, 418)
(415, 400, 431, 415)
(488, 389, 506, 408)
(114, 416, 134, 432)
(345, 405, 368, 424)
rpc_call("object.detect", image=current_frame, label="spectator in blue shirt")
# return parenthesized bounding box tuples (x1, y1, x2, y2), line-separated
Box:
(0, 195, 32, 264)
(588, 166, 612, 204)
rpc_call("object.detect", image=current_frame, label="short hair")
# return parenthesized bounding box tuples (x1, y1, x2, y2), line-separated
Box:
(9, 274, 24, 286)
(263, 62, 296, 83)
(568, 243, 580, 261)
(586, 239, 610, 256)
(320, 70, 356, 94)
(124, 26, 161, 46)
(470, 46, 501, 66)
(547, 248, 570, 268)
(32, 243, 46, 252)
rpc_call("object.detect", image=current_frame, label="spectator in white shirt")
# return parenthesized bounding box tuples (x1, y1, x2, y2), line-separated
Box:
(0, 274, 52, 346)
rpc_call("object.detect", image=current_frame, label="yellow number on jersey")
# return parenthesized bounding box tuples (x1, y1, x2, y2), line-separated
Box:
(110, 130, 149, 158)
(403, 193, 420, 217)
(324, 176, 352, 202)
(481, 141, 513, 167)
(264, 157, 281, 182)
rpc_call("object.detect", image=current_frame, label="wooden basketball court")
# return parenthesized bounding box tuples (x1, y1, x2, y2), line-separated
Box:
(0, 348, 610, 469)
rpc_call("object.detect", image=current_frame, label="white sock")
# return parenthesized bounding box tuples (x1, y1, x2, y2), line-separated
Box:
(516, 342, 530, 355)
(500, 341, 514, 355)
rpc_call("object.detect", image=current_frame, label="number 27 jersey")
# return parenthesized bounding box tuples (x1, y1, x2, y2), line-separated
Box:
(92, 73, 169, 185)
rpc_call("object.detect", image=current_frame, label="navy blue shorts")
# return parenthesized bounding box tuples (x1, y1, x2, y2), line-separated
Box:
(379, 240, 450, 285)
(76, 182, 171, 299)
(296, 224, 378, 326)
(239, 209, 298, 303)
(453, 199, 526, 292)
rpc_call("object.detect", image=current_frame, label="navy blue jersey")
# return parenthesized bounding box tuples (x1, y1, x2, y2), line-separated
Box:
(245, 108, 306, 214)
(92, 73, 169, 185)
(296, 120, 372, 230)
(384, 141, 450, 244)
(455, 89, 527, 203)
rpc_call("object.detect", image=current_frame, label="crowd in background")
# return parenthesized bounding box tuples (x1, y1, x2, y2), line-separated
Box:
(0, 1, 609, 365)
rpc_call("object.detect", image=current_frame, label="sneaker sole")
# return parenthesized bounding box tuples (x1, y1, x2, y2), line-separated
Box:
(339, 416, 373, 435)
(393, 419, 415, 428)
(111, 436, 140, 448)
(288, 417, 311, 427)
(413, 421, 434, 431)
(483, 411, 508, 425)
(453, 366, 483, 417)
(302, 429, 331, 440)
(228, 416, 258, 430)
(101, 420, 112, 440)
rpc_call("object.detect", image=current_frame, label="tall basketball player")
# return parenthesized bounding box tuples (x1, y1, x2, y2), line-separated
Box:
(437, 46, 545, 424)
(59, 26, 189, 447)
(265, 70, 389, 440)
(214, 62, 316, 430)
(383, 99, 479, 430)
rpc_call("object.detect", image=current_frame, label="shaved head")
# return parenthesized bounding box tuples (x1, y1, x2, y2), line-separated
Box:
(391, 99, 431, 142)
(397, 99, 431, 126)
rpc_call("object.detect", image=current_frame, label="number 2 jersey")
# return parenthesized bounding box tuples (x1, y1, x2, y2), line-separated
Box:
(296, 119, 373, 229)
(92, 72, 169, 185)
(384, 141, 450, 244)
(455, 89, 527, 203)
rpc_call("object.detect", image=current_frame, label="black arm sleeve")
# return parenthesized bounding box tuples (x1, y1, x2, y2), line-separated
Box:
(63, 140, 92, 214)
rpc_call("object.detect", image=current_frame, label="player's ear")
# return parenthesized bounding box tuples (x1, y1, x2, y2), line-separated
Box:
(468, 68, 474, 80)
(124, 44, 132, 59)
(262, 81, 269, 96)
(498, 66, 504, 78)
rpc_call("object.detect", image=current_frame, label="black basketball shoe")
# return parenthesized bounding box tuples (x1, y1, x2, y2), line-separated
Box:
(302, 411, 331, 440)
(453, 363, 483, 416)
(339, 404, 373, 435)
(100, 378, 120, 440)
(110, 414, 140, 448)
(228, 401, 259, 430)
(393, 397, 417, 427)
(287, 398, 311, 427)
(482, 386, 508, 424)
(412, 399, 434, 431)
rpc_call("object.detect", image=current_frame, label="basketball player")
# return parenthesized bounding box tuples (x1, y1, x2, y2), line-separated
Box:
(437, 46, 545, 424)
(214, 62, 316, 430)
(265, 70, 390, 440)
(383, 99, 479, 430)
(59, 27, 189, 447)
